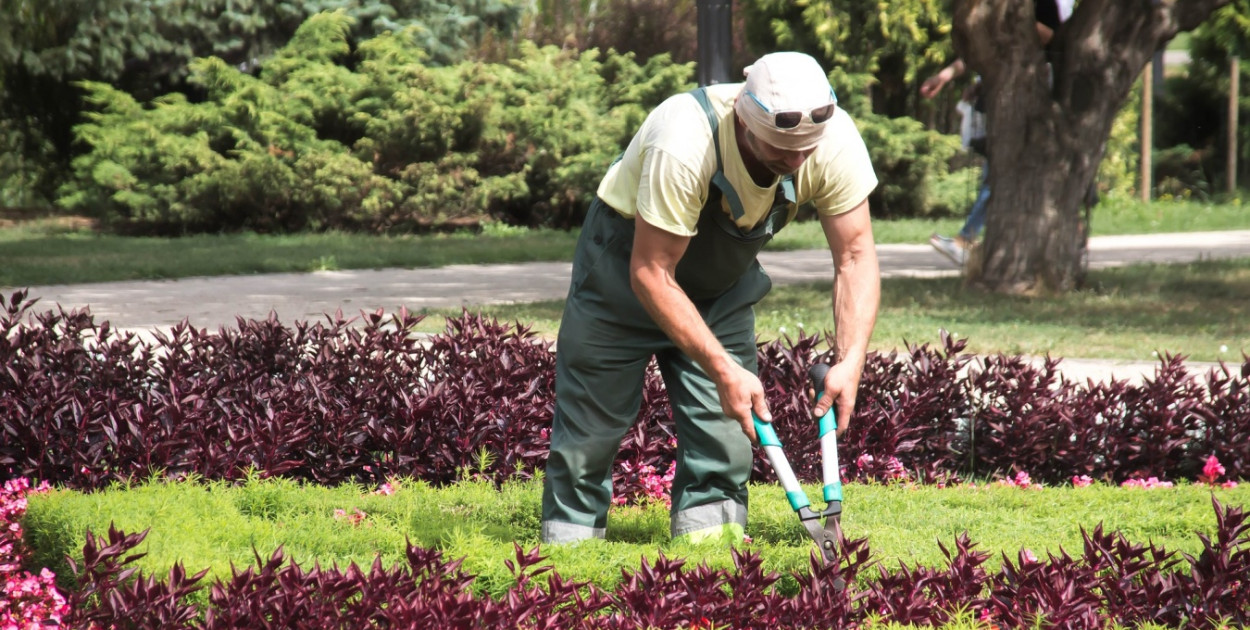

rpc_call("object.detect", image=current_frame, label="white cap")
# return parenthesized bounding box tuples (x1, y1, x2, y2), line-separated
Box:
(733, 52, 837, 151)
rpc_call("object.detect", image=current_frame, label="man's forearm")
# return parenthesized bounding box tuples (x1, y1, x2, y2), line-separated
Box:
(631, 266, 737, 381)
(824, 203, 880, 372)
(832, 244, 880, 370)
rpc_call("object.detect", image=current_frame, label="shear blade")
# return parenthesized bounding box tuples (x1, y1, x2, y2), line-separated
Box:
(802, 520, 838, 564)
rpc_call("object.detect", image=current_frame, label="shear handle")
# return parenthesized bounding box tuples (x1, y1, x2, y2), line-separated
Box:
(753, 414, 810, 512)
(808, 364, 843, 504)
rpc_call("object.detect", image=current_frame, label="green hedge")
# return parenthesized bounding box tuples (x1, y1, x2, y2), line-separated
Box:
(58, 12, 689, 234)
(58, 10, 963, 235)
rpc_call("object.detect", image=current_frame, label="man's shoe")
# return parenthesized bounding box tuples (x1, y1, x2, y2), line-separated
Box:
(929, 234, 968, 267)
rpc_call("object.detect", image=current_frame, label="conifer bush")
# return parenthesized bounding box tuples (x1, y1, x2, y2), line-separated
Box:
(57, 12, 692, 235)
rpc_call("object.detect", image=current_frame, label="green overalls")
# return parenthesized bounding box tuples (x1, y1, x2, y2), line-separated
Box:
(541, 88, 797, 544)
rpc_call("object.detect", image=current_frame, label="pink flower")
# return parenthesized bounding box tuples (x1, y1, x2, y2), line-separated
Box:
(1, 478, 71, 627)
(884, 456, 908, 481)
(1122, 477, 1173, 489)
(1072, 475, 1093, 488)
(333, 507, 368, 526)
(997, 471, 1042, 489)
(372, 481, 397, 496)
(1198, 455, 1230, 486)
(1203, 455, 1226, 480)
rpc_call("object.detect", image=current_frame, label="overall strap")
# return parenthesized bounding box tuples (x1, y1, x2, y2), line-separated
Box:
(689, 88, 796, 219)
(689, 88, 747, 221)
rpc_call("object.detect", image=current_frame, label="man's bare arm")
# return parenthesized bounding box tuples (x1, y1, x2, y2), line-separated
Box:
(812, 199, 880, 435)
(629, 216, 770, 442)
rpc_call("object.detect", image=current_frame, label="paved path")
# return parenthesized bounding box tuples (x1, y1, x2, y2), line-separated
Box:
(10, 229, 1250, 384)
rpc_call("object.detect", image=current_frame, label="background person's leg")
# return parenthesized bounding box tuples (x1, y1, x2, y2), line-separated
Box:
(959, 163, 991, 242)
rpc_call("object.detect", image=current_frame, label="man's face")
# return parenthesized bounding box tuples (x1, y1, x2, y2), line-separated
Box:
(744, 128, 816, 176)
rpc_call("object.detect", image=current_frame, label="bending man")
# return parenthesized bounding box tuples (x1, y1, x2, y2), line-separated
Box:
(541, 52, 880, 544)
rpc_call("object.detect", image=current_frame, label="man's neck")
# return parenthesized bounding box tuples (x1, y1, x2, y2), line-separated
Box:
(733, 114, 777, 188)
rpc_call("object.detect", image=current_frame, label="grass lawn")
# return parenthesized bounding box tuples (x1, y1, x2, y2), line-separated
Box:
(22, 475, 1248, 600)
(412, 258, 1250, 362)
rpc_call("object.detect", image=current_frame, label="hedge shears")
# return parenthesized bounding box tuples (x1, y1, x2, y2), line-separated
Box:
(753, 363, 843, 565)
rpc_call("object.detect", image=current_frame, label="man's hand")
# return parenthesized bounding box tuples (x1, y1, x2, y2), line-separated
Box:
(810, 360, 861, 436)
(714, 361, 771, 444)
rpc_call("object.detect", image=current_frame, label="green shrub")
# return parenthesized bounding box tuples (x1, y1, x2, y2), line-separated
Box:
(1098, 79, 1142, 200)
(58, 5, 980, 232)
(857, 112, 963, 218)
(58, 12, 694, 234)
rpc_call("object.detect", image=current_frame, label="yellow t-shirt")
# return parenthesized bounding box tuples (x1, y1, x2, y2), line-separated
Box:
(596, 83, 878, 237)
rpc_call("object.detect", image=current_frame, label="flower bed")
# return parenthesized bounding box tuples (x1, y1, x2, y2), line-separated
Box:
(5, 475, 1250, 629)
(2, 478, 67, 629)
(3, 290, 1249, 627)
(2, 291, 1247, 503)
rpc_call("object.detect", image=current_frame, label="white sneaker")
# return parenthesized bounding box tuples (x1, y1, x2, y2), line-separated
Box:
(929, 234, 967, 266)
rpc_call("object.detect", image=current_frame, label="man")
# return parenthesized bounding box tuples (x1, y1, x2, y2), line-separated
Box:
(541, 52, 880, 545)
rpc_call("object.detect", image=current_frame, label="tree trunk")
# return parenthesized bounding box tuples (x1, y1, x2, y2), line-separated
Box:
(952, 0, 1230, 295)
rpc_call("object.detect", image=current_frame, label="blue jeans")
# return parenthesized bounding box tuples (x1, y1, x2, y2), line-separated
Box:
(959, 164, 990, 241)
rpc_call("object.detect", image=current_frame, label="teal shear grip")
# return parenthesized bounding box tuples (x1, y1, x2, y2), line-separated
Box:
(810, 362, 845, 510)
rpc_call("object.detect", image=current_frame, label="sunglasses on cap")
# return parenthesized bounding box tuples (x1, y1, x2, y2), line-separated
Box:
(745, 90, 837, 129)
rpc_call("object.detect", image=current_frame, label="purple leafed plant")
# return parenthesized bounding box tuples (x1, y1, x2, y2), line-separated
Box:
(2, 291, 1248, 501)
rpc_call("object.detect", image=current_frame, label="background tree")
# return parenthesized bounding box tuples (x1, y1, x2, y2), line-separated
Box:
(954, 0, 1231, 295)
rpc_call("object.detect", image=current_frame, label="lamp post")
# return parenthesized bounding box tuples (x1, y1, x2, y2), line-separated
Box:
(696, 0, 733, 86)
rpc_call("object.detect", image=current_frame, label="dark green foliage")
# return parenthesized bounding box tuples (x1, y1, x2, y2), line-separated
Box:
(0, 0, 523, 91)
(738, 0, 952, 121)
(1151, 0, 1249, 195)
(856, 112, 963, 218)
(0, 0, 524, 209)
(739, 0, 963, 217)
(57, 13, 693, 233)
